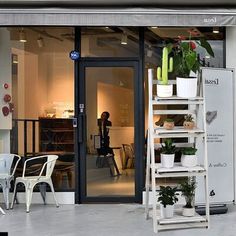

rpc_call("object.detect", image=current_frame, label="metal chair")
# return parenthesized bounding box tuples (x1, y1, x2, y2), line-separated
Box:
(11, 155, 59, 213)
(0, 153, 21, 211)
(122, 144, 135, 169)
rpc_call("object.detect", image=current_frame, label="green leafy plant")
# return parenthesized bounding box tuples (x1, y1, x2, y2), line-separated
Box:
(160, 139, 176, 154)
(184, 114, 194, 122)
(182, 147, 197, 155)
(158, 186, 179, 208)
(173, 31, 214, 78)
(164, 118, 174, 123)
(179, 178, 197, 208)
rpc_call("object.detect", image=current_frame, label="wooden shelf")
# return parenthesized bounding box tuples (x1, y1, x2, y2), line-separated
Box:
(153, 96, 204, 105)
(157, 209, 207, 225)
(154, 127, 204, 134)
(154, 163, 206, 178)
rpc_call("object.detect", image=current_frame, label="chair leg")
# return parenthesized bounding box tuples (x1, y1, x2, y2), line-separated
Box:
(48, 179, 59, 208)
(0, 206, 5, 215)
(39, 183, 47, 205)
(3, 181, 10, 210)
(25, 186, 33, 213)
(10, 181, 18, 209)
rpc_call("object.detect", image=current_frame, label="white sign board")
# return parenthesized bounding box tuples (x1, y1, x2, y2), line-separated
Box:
(199, 68, 234, 204)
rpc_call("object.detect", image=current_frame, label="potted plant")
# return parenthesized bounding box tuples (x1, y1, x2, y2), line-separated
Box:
(181, 147, 197, 167)
(163, 118, 175, 130)
(160, 139, 176, 168)
(183, 114, 195, 130)
(173, 31, 214, 98)
(158, 186, 179, 219)
(157, 46, 174, 97)
(179, 178, 197, 217)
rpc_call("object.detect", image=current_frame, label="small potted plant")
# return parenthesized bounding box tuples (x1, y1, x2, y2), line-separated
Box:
(160, 139, 176, 168)
(173, 31, 214, 98)
(157, 46, 174, 97)
(158, 186, 179, 219)
(181, 147, 197, 167)
(163, 118, 175, 130)
(179, 178, 197, 217)
(183, 114, 195, 130)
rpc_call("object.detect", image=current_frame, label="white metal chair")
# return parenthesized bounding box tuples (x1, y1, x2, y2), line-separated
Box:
(0, 153, 21, 211)
(11, 155, 59, 213)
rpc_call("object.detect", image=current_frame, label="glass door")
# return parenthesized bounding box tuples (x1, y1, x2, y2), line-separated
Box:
(78, 60, 142, 202)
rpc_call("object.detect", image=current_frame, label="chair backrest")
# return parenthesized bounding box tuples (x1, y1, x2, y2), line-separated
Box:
(122, 144, 134, 159)
(46, 155, 58, 178)
(0, 154, 16, 175)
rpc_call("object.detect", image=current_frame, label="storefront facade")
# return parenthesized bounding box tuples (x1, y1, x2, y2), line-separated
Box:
(0, 1, 235, 204)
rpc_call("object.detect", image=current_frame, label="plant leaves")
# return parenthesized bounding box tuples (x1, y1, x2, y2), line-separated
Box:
(186, 51, 197, 71)
(200, 38, 215, 57)
(166, 43, 173, 54)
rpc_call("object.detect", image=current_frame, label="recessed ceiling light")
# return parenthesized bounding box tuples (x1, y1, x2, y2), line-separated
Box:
(151, 26, 158, 29)
(19, 28, 27, 43)
(213, 27, 219, 34)
(121, 33, 127, 45)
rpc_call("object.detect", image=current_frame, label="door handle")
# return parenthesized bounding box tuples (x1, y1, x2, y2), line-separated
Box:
(78, 114, 84, 143)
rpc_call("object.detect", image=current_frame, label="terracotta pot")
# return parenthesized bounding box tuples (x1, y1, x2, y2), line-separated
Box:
(183, 121, 195, 130)
(163, 121, 175, 130)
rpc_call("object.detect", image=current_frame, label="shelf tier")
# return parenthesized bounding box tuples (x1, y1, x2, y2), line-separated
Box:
(153, 96, 204, 105)
(154, 127, 204, 134)
(153, 109, 196, 115)
(153, 130, 205, 138)
(149, 208, 208, 231)
(153, 163, 206, 178)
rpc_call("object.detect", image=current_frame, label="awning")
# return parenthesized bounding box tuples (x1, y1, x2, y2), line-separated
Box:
(0, 7, 236, 26)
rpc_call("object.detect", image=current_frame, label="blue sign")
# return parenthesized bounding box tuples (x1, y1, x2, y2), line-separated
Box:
(69, 50, 80, 61)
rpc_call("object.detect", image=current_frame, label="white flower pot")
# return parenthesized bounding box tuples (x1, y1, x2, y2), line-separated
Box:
(160, 204, 174, 219)
(182, 207, 195, 217)
(181, 154, 197, 167)
(161, 153, 175, 168)
(176, 77, 197, 98)
(157, 84, 173, 98)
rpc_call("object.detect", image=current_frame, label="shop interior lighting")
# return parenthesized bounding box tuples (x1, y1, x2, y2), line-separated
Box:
(151, 26, 158, 29)
(37, 36, 45, 48)
(147, 45, 153, 58)
(213, 27, 219, 34)
(121, 32, 128, 45)
(19, 28, 27, 43)
(12, 54, 18, 64)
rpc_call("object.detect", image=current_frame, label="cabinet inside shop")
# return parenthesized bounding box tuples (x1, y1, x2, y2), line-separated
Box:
(39, 118, 74, 153)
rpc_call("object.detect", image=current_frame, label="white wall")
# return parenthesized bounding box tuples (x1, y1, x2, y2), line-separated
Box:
(0, 29, 12, 152)
(226, 26, 236, 203)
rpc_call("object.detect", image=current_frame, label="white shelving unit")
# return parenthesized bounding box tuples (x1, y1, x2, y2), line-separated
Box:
(145, 69, 209, 233)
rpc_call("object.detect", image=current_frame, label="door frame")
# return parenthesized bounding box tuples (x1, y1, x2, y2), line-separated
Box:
(76, 58, 144, 203)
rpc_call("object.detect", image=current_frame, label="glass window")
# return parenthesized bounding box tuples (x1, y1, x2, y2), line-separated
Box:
(8, 27, 75, 191)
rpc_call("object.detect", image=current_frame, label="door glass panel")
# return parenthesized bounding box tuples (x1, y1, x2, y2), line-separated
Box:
(85, 67, 135, 197)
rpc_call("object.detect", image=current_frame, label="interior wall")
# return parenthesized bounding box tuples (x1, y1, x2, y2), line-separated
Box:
(86, 67, 134, 152)
(0, 28, 12, 152)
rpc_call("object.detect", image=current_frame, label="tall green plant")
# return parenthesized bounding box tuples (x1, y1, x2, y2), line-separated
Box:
(157, 46, 173, 85)
(179, 178, 197, 208)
